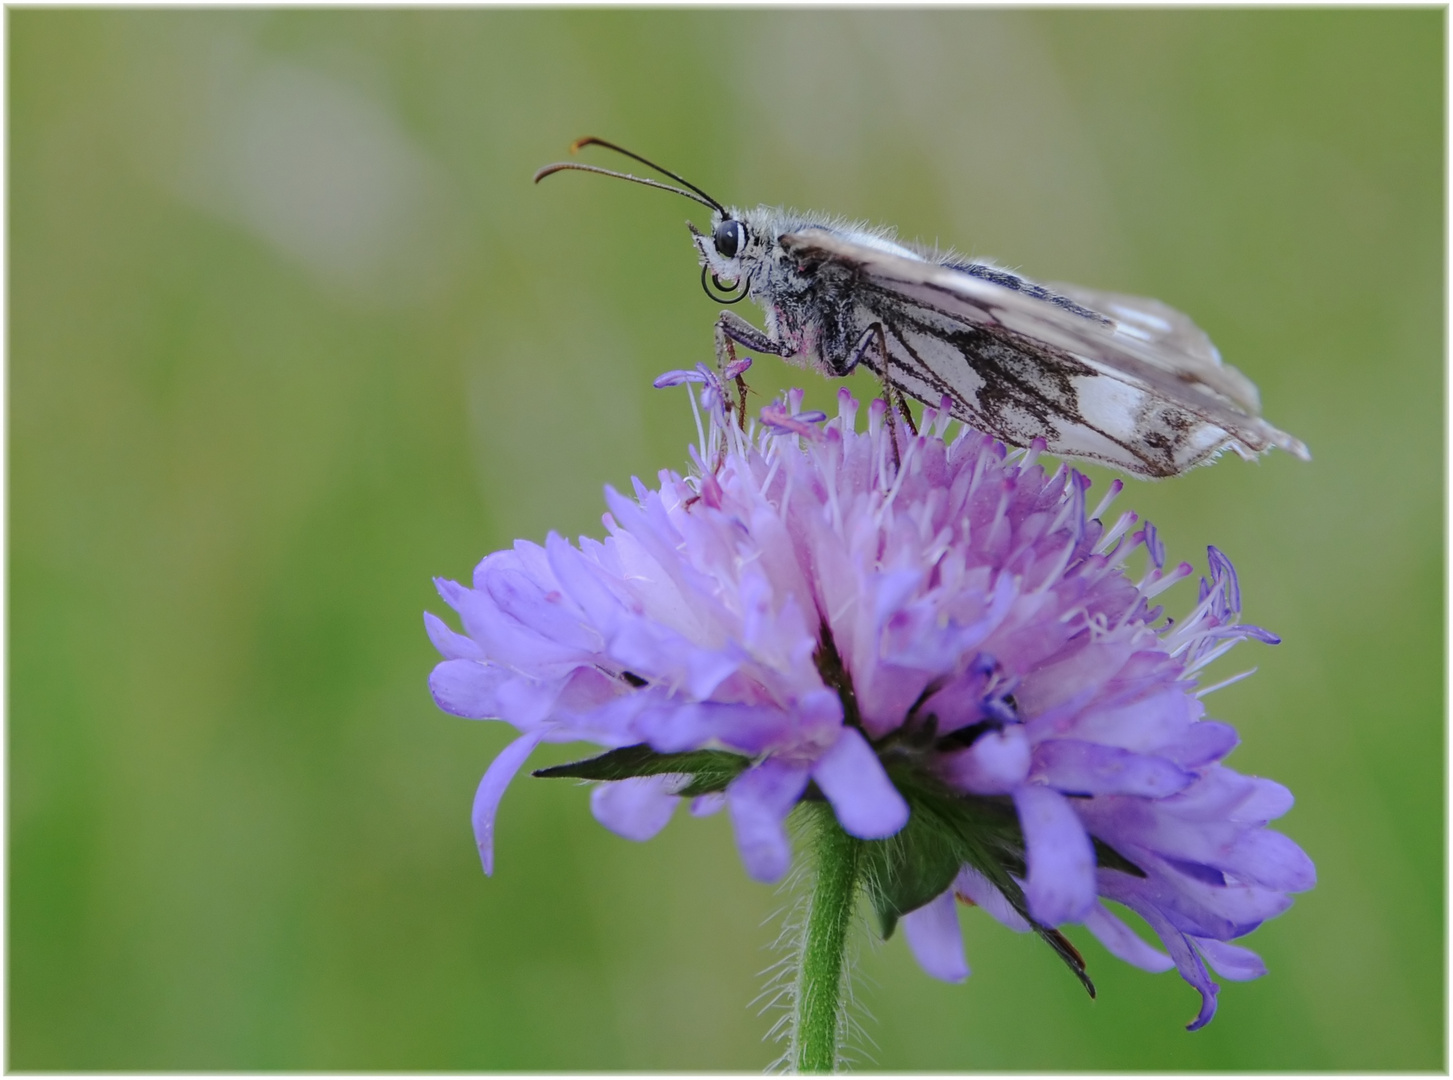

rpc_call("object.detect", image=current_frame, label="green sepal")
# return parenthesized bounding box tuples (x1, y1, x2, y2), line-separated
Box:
(858, 788, 973, 941)
(858, 761, 1123, 999)
(532, 743, 751, 797)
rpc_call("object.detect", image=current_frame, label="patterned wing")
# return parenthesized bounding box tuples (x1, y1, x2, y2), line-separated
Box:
(780, 229, 1309, 478)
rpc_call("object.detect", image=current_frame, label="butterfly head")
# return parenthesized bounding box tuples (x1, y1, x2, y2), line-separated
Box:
(687, 210, 770, 304)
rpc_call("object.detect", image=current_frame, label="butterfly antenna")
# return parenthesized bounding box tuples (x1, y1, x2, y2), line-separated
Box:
(533, 136, 725, 214)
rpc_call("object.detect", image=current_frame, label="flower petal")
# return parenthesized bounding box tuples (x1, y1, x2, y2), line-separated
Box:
(812, 727, 909, 839)
(955, 867, 1030, 932)
(424, 611, 485, 660)
(633, 699, 801, 756)
(1135, 903, 1220, 1031)
(940, 726, 1031, 795)
(902, 889, 970, 983)
(1014, 784, 1096, 925)
(1032, 739, 1195, 798)
(1194, 937, 1267, 982)
(1221, 828, 1317, 892)
(481, 557, 600, 652)
(429, 659, 509, 719)
(1162, 721, 1239, 768)
(543, 531, 626, 634)
(471, 730, 546, 876)
(690, 792, 726, 817)
(727, 759, 810, 883)
(1083, 901, 1174, 973)
(590, 776, 681, 841)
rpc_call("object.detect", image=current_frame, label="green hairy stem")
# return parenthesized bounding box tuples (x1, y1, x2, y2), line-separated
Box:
(795, 805, 861, 1074)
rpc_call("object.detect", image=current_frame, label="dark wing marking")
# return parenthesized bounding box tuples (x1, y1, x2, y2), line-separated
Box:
(945, 261, 1108, 322)
(782, 229, 1309, 475)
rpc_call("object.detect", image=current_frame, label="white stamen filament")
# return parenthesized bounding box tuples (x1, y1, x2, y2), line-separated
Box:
(1196, 668, 1258, 698)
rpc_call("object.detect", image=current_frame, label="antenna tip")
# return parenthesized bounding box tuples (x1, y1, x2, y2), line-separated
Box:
(533, 163, 565, 184)
(569, 136, 601, 154)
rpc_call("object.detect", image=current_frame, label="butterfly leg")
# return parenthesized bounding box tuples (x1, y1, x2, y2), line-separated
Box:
(716, 311, 786, 428)
(716, 310, 784, 357)
(843, 323, 917, 467)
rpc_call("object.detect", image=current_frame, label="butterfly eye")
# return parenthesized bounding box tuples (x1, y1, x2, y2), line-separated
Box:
(713, 219, 745, 259)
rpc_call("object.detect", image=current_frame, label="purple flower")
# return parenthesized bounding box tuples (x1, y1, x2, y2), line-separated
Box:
(426, 383, 1313, 1030)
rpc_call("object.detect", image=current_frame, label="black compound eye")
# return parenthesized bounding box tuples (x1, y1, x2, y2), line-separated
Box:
(713, 219, 745, 259)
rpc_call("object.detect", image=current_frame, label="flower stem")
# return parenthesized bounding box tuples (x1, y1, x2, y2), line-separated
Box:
(796, 804, 861, 1074)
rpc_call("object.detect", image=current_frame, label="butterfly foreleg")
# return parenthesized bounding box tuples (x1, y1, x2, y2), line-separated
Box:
(716, 310, 785, 359)
(715, 311, 787, 428)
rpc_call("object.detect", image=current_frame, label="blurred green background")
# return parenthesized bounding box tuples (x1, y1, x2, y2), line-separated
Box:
(9, 8, 1443, 1071)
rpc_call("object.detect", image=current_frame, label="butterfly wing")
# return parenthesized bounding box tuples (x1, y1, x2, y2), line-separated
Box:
(1042, 283, 1261, 413)
(780, 229, 1308, 478)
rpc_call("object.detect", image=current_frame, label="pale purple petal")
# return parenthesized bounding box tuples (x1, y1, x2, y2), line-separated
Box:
(429, 659, 511, 720)
(1229, 777, 1296, 823)
(954, 867, 1030, 932)
(902, 889, 970, 983)
(1134, 902, 1220, 1031)
(608, 616, 742, 700)
(491, 673, 566, 728)
(441, 573, 587, 668)
(480, 560, 601, 653)
(632, 699, 800, 756)
(1014, 784, 1096, 925)
(727, 759, 810, 883)
(940, 727, 1031, 795)
(1161, 721, 1239, 768)
(424, 611, 486, 660)
(1101, 864, 1292, 942)
(471, 730, 546, 876)
(590, 776, 681, 841)
(1083, 902, 1174, 973)
(1194, 937, 1267, 981)
(1221, 829, 1317, 891)
(1032, 739, 1195, 798)
(812, 727, 909, 840)
(543, 531, 627, 634)
(690, 792, 726, 817)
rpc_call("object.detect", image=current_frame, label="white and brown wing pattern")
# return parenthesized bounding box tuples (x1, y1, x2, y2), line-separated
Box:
(780, 230, 1309, 479)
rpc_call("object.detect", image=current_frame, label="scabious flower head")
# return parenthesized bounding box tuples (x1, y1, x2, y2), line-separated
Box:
(426, 365, 1314, 1030)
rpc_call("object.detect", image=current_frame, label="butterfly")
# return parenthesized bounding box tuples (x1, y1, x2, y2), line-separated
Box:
(536, 138, 1309, 479)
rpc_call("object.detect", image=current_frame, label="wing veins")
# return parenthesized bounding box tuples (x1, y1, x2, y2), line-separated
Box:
(859, 277, 1275, 453)
(882, 308, 1168, 474)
